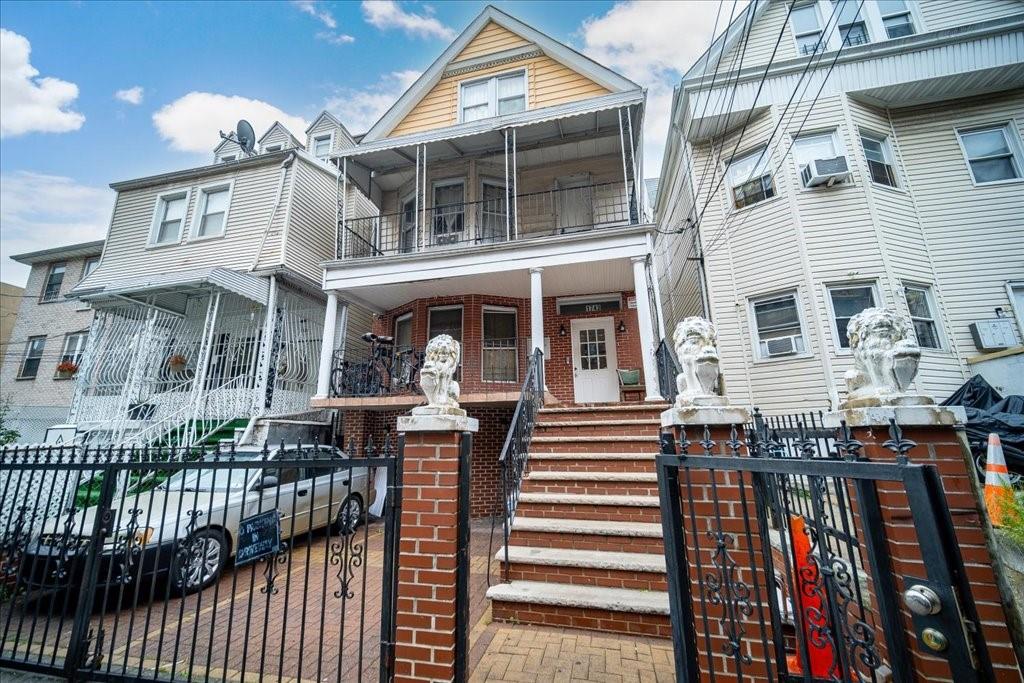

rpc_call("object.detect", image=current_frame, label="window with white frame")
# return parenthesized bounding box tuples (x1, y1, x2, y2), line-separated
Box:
(19, 336, 46, 379)
(903, 284, 941, 349)
(726, 147, 775, 209)
(793, 130, 845, 186)
(828, 284, 877, 348)
(790, 4, 825, 55)
(151, 191, 188, 245)
(59, 331, 88, 367)
(312, 134, 332, 159)
(40, 263, 66, 302)
(460, 71, 526, 122)
(957, 124, 1023, 184)
(833, 0, 869, 46)
(751, 291, 806, 359)
(878, 0, 915, 39)
(194, 184, 231, 239)
(482, 307, 518, 382)
(81, 257, 100, 280)
(432, 181, 465, 243)
(394, 313, 413, 354)
(861, 132, 898, 187)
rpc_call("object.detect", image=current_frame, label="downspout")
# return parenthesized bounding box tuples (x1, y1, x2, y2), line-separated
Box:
(250, 152, 295, 272)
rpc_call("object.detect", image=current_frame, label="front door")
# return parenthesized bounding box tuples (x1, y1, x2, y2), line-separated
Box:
(570, 317, 618, 403)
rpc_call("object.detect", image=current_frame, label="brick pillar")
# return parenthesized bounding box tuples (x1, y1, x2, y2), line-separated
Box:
(824, 405, 1022, 681)
(393, 412, 478, 683)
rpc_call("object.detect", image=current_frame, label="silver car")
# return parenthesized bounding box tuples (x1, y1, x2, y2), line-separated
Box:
(23, 445, 374, 596)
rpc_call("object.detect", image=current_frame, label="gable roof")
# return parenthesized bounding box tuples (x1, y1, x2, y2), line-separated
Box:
(361, 4, 642, 143)
(258, 121, 302, 147)
(305, 110, 358, 146)
(681, 0, 773, 83)
(213, 137, 243, 155)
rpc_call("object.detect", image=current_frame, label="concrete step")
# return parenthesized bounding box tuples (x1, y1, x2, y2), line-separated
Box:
(487, 580, 670, 638)
(526, 452, 656, 473)
(539, 404, 669, 423)
(516, 492, 661, 523)
(531, 435, 661, 454)
(509, 517, 665, 553)
(521, 470, 659, 497)
(533, 420, 663, 439)
(497, 546, 668, 592)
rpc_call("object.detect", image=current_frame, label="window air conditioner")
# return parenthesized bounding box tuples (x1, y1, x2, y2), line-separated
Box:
(801, 156, 851, 187)
(762, 335, 803, 357)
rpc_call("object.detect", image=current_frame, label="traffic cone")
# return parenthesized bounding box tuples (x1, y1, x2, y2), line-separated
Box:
(984, 433, 1014, 527)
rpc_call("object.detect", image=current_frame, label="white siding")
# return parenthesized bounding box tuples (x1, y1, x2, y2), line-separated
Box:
(306, 115, 355, 157)
(719, 0, 798, 73)
(260, 124, 301, 152)
(918, 0, 1024, 32)
(283, 158, 340, 282)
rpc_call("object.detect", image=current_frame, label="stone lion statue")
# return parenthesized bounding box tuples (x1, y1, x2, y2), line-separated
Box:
(843, 307, 928, 407)
(419, 334, 461, 410)
(673, 317, 721, 407)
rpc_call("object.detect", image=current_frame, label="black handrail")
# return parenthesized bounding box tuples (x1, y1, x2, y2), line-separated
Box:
(489, 347, 543, 584)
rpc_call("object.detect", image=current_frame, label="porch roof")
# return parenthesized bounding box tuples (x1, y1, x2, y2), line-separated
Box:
(73, 266, 270, 308)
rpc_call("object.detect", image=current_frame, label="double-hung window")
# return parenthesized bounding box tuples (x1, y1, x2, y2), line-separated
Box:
(904, 285, 941, 349)
(791, 4, 825, 55)
(151, 191, 188, 245)
(726, 147, 774, 209)
(313, 134, 332, 159)
(432, 181, 465, 244)
(482, 307, 518, 382)
(957, 124, 1023, 184)
(40, 263, 66, 302)
(194, 184, 231, 239)
(81, 257, 100, 280)
(878, 0, 915, 39)
(861, 132, 898, 187)
(828, 284, 877, 349)
(59, 331, 88, 366)
(460, 71, 526, 122)
(834, 0, 869, 46)
(19, 336, 46, 379)
(751, 292, 806, 359)
(793, 130, 844, 186)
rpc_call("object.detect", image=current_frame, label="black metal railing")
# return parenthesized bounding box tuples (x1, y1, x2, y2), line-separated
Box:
(0, 439, 401, 683)
(655, 339, 679, 404)
(340, 181, 638, 260)
(492, 348, 544, 584)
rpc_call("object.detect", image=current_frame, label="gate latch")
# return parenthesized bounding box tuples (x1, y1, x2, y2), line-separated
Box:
(903, 584, 942, 616)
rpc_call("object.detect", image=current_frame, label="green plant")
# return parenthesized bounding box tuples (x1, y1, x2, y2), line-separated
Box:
(0, 396, 20, 445)
(1002, 486, 1024, 548)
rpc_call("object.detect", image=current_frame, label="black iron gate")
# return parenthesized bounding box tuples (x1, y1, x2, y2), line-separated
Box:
(0, 439, 402, 683)
(656, 416, 996, 683)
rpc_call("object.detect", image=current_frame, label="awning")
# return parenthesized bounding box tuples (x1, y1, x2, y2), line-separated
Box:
(75, 267, 270, 307)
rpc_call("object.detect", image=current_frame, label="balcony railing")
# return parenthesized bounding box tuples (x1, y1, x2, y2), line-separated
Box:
(340, 181, 638, 260)
(329, 336, 533, 398)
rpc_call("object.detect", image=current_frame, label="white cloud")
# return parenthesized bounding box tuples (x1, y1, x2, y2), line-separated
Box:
(152, 92, 309, 154)
(579, 0, 739, 176)
(0, 28, 84, 138)
(292, 0, 336, 29)
(114, 86, 144, 105)
(362, 1, 456, 41)
(0, 172, 112, 286)
(316, 30, 356, 45)
(322, 70, 421, 134)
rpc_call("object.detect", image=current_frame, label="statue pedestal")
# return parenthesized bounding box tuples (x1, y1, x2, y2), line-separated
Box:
(660, 398, 751, 428)
(822, 403, 965, 428)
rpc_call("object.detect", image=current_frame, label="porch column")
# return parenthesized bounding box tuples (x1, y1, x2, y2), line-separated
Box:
(314, 292, 339, 399)
(530, 267, 546, 388)
(631, 256, 663, 401)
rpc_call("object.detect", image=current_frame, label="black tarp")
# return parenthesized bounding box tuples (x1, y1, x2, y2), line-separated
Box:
(941, 375, 1024, 473)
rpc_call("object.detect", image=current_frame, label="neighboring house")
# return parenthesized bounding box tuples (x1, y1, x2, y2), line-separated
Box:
(654, 0, 1024, 412)
(65, 117, 373, 448)
(0, 281, 23, 350)
(0, 241, 103, 442)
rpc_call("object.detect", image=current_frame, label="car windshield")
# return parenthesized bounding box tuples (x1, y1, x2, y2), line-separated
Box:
(158, 453, 264, 492)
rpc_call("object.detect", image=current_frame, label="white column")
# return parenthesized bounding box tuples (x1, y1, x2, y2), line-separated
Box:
(632, 256, 664, 402)
(529, 268, 544, 354)
(315, 292, 339, 399)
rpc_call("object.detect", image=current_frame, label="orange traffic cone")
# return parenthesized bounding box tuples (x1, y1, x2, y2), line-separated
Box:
(984, 433, 1014, 527)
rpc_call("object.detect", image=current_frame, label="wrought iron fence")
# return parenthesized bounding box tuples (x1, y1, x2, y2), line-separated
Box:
(340, 181, 637, 259)
(0, 438, 401, 682)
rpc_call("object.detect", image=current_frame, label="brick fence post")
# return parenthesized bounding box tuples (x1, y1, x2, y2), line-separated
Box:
(823, 404, 1023, 681)
(392, 412, 478, 683)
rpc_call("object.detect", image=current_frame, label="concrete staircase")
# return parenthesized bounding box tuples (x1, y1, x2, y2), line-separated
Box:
(487, 403, 671, 638)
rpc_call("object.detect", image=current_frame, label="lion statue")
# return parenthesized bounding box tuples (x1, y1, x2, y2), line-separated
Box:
(843, 307, 929, 407)
(418, 334, 461, 410)
(673, 317, 721, 407)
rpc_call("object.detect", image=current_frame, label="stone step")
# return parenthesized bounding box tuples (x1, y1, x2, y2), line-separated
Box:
(487, 580, 671, 638)
(533, 420, 663, 439)
(526, 452, 656, 473)
(497, 546, 668, 592)
(521, 471, 659, 497)
(509, 517, 665, 552)
(516, 493, 662, 523)
(531, 435, 661, 454)
(539, 404, 669, 421)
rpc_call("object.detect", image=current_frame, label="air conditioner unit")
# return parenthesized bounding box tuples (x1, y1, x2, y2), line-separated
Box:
(801, 156, 851, 187)
(761, 335, 803, 358)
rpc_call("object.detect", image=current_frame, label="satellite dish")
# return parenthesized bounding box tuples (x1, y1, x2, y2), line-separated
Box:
(236, 120, 256, 156)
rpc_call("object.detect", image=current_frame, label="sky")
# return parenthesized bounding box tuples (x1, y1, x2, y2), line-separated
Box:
(0, 0, 728, 286)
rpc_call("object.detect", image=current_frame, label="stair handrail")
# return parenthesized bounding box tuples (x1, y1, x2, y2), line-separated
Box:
(127, 374, 249, 448)
(494, 347, 544, 583)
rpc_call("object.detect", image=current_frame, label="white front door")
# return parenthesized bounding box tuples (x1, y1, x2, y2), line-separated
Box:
(570, 317, 619, 403)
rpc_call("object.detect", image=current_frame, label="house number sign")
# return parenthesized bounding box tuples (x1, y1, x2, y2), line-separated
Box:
(235, 509, 282, 565)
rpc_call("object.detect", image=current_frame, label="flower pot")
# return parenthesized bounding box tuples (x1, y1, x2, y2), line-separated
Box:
(57, 370, 75, 380)
(168, 362, 187, 375)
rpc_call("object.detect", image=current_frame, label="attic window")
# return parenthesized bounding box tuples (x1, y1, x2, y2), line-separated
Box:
(220, 154, 236, 162)
(313, 134, 332, 159)
(265, 144, 282, 152)
(460, 71, 526, 123)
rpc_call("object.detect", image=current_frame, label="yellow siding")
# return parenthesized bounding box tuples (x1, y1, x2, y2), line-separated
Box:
(390, 53, 610, 137)
(454, 21, 530, 61)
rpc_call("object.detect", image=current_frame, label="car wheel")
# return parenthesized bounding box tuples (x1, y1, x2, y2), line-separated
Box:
(170, 529, 227, 596)
(334, 495, 363, 535)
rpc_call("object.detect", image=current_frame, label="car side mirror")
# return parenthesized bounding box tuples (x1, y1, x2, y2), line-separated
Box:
(257, 475, 279, 490)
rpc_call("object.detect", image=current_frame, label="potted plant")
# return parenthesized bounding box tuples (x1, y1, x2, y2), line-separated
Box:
(56, 360, 79, 379)
(167, 354, 188, 374)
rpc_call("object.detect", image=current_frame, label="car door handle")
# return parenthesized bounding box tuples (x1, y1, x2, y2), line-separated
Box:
(297, 489, 309, 497)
